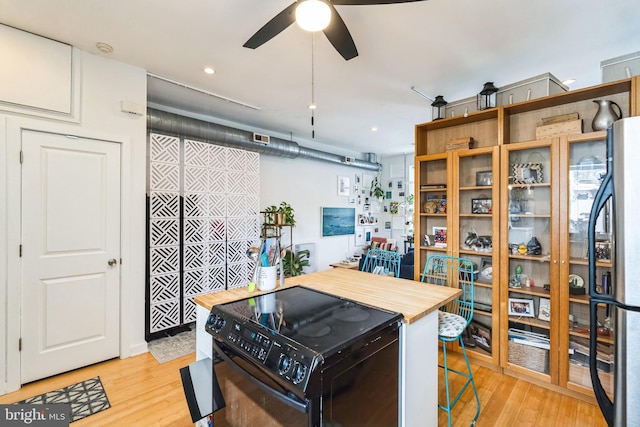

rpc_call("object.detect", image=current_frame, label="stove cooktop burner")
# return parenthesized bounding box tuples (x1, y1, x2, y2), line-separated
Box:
(296, 322, 331, 338)
(332, 306, 371, 322)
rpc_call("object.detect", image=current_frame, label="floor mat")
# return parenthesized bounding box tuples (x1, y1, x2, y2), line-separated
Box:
(17, 376, 110, 423)
(148, 325, 196, 364)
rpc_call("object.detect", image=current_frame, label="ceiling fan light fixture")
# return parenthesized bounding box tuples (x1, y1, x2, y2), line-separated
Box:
(295, 0, 331, 32)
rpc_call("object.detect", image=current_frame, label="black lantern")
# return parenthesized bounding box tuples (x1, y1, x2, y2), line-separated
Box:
(477, 82, 498, 110)
(431, 95, 448, 121)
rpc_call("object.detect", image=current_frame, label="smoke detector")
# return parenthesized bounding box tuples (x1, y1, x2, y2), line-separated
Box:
(96, 42, 113, 54)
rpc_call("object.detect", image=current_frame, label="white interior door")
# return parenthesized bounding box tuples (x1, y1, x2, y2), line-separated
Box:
(20, 130, 121, 383)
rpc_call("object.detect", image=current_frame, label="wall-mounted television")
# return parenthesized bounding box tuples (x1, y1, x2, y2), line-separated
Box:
(321, 207, 356, 237)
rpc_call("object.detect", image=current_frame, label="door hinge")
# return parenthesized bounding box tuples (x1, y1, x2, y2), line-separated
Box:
(19, 338, 22, 352)
(19, 150, 23, 164)
(19, 244, 22, 257)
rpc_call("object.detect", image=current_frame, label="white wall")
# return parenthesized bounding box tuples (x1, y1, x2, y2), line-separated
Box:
(260, 155, 376, 270)
(0, 26, 147, 394)
(376, 153, 415, 254)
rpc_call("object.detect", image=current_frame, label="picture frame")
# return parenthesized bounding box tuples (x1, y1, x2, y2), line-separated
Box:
(479, 257, 492, 282)
(472, 198, 492, 214)
(538, 298, 551, 321)
(337, 176, 350, 196)
(512, 163, 544, 184)
(321, 207, 355, 237)
(468, 320, 492, 353)
(508, 298, 535, 317)
(432, 226, 447, 247)
(475, 170, 493, 186)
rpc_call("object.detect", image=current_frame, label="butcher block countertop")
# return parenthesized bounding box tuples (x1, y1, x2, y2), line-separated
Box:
(194, 268, 460, 325)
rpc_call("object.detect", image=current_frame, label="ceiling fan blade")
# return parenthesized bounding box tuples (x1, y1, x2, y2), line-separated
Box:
(332, 0, 426, 4)
(243, 2, 298, 49)
(322, 5, 358, 60)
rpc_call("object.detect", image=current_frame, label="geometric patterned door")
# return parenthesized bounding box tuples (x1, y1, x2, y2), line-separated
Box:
(147, 133, 260, 336)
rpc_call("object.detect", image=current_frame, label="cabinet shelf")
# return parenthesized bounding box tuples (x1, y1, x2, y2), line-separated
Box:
(508, 316, 551, 330)
(508, 285, 550, 298)
(569, 257, 613, 268)
(508, 254, 550, 262)
(569, 329, 614, 345)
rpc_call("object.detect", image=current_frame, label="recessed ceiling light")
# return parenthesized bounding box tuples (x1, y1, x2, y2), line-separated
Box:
(562, 78, 576, 86)
(308, 103, 317, 110)
(204, 67, 215, 75)
(371, 126, 378, 132)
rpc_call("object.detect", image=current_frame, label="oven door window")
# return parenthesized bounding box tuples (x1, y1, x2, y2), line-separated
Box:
(213, 344, 313, 426)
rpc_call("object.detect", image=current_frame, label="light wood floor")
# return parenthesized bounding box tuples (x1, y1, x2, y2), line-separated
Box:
(0, 351, 608, 427)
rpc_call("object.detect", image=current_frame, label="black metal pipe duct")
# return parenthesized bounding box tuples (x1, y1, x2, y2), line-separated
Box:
(147, 108, 381, 171)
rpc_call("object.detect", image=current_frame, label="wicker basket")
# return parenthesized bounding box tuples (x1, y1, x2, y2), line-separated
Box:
(508, 341, 549, 374)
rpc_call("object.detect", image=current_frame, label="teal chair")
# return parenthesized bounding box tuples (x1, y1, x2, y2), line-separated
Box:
(421, 255, 480, 427)
(360, 248, 402, 278)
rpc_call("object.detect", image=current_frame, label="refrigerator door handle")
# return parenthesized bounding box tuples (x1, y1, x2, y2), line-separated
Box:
(588, 129, 615, 301)
(589, 301, 614, 426)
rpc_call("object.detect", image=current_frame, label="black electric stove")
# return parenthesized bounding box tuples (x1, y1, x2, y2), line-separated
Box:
(205, 286, 402, 402)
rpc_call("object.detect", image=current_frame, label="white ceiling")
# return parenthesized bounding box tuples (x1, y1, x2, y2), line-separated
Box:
(2, 0, 639, 156)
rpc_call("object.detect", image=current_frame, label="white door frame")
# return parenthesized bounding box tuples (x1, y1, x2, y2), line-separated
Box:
(1, 119, 135, 394)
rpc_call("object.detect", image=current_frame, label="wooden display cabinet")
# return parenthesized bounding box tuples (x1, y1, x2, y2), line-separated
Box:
(415, 76, 640, 398)
(415, 110, 501, 365)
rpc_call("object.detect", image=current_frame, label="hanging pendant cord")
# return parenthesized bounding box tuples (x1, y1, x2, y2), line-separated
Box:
(311, 33, 315, 139)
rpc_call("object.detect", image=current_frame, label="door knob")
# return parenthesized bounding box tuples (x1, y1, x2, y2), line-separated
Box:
(108, 258, 118, 267)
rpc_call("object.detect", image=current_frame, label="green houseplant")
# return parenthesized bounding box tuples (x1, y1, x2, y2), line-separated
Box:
(370, 177, 384, 199)
(282, 249, 310, 277)
(264, 202, 296, 226)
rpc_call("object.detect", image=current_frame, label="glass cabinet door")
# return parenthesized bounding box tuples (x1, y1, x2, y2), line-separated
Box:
(416, 153, 449, 275)
(563, 135, 614, 396)
(455, 147, 498, 360)
(502, 140, 556, 380)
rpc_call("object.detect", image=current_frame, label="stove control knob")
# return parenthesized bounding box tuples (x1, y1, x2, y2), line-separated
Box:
(291, 362, 307, 384)
(278, 354, 292, 375)
(210, 316, 226, 332)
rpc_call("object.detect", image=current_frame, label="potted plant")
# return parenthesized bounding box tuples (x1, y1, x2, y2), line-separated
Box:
(263, 202, 296, 226)
(277, 201, 296, 226)
(264, 205, 279, 224)
(370, 176, 384, 199)
(282, 249, 310, 277)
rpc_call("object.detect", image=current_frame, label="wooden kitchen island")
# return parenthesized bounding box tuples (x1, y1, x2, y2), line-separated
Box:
(194, 268, 461, 427)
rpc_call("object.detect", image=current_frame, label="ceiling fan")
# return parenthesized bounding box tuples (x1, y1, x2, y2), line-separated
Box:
(243, 0, 426, 61)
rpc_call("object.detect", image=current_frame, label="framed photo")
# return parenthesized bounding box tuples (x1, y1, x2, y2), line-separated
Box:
(338, 176, 350, 196)
(472, 198, 492, 214)
(512, 163, 543, 184)
(468, 320, 492, 353)
(479, 257, 492, 282)
(508, 298, 535, 317)
(476, 170, 493, 186)
(538, 298, 551, 321)
(432, 226, 447, 247)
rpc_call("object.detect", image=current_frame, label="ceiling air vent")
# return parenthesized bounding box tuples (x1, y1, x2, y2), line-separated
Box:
(253, 133, 270, 144)
(344, 156, 356, 164)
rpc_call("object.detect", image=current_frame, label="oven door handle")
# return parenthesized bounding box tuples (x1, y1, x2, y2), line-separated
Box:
(214, 341, 309, 413)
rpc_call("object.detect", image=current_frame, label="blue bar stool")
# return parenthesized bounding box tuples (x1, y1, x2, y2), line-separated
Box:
(421, 255, 481, 427)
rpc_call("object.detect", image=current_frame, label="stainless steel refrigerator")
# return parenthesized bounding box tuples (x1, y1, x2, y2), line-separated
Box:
(589, 116, 640, 426)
